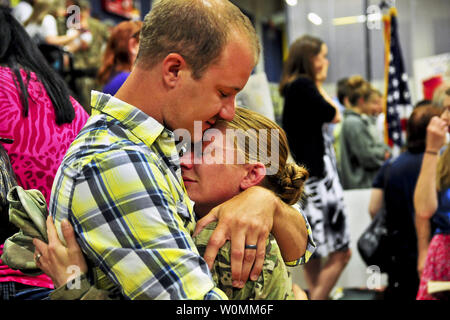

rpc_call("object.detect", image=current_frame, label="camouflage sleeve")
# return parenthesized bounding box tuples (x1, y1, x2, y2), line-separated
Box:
(252, 235, 295, 300)
(194, 223, 294, 300)
(50, 274, 115, 300)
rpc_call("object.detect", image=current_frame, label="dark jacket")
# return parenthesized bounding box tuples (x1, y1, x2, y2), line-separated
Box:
(282, 76, 336, 178)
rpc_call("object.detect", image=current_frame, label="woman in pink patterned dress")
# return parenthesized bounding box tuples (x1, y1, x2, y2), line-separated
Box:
(414, 90, 450, 300)
(0, 6, 89, 299)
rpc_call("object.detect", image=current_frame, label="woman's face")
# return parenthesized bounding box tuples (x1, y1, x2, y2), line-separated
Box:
(179, 128, 248, 217)
(312, 43, 329, 83)
(362, 93, 383, 116)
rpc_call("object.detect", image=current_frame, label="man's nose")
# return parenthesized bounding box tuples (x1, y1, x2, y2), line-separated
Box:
(219, 97, 236, 121)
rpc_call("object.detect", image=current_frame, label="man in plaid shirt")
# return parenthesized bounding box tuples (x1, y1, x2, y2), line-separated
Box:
(40, 0, 312, 300)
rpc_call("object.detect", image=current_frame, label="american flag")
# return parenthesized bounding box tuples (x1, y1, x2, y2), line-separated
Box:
(383, 7, 412, 153)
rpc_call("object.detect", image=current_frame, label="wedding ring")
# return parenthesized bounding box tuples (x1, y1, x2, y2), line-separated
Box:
(35, 253, 42, 263)
(245, 244, 257, 250)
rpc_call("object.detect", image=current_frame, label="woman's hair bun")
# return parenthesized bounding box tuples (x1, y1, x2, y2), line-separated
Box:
(347, 75, 366, 88)
(278, 163, 309, 205)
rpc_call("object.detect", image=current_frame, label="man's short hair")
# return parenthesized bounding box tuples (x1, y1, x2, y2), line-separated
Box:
(407, 103, 443, 153)
(136, 0, 260, 79)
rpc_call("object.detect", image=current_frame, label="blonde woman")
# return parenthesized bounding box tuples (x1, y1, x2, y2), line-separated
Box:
(23, 0, 80, 46)
(34, 107, 315, 300)
(414, 88, 450, 300)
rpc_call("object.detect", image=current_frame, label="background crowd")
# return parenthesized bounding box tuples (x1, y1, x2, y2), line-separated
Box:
(0, 0, 448, 301)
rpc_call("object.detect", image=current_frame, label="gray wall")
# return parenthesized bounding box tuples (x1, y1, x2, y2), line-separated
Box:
(282, 0, 450, 101)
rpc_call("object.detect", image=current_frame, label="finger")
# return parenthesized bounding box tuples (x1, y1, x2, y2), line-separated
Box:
(33, 238, 48, 257)
(193, 209, 218, 237)
(249, 235, 267, 281)
(239, 238, 258, 286)
(33, 238, 48, 268)
(46, 215, 60, 244)
(229, 229, 246, 288)
(61, 219, 79, 251)
(203, 225, 227, 270)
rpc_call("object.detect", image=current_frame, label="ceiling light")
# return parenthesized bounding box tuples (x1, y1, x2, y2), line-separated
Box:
(285, 0, 298, 7)
(308, 12, 322, 25)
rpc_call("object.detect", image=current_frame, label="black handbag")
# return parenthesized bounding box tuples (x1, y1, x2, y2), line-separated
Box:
(357, 158, 394, 272)
(0, 138, 19, 244)
(357, 207, 390, 271)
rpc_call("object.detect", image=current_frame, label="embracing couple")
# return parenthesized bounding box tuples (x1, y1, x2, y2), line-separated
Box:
(33, 0, 315, 300)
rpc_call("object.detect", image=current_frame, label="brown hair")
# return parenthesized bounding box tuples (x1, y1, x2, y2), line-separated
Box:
(217, 107, 309, 205)
(279, 34, 324, 96)
(97, 20, 143, 85)
(136, 0, 260, 79)
(346, 75, 373, 106)
(406, 104, 443, 153)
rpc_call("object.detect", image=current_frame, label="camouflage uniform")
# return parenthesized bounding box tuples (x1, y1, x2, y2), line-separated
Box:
(1, 187, 48, 276)
(72, 17, 109, 113)
(194, 222, 295, 300)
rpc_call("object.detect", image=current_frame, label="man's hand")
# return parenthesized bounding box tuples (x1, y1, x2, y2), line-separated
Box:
(193, 186, 275, 288)
(33, 216, 88, 288)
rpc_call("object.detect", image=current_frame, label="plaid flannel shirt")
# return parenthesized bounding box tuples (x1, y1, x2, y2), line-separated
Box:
(49, 91, 227, 300)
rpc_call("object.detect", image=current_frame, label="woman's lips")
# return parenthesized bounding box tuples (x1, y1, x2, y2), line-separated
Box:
(182, 176, 196, 184)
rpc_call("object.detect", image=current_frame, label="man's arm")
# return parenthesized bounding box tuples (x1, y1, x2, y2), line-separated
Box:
(193, 186, 312, 288)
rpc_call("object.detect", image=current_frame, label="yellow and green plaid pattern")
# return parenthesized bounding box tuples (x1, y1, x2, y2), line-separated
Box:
(49, 91, 227, 300)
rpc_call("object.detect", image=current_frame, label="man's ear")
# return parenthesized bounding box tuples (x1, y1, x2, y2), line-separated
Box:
(240, 163, 266, 190)
(162, 53, 186, 88)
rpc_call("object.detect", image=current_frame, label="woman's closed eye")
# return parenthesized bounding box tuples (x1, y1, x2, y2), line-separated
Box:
(219, 90, 232, 98)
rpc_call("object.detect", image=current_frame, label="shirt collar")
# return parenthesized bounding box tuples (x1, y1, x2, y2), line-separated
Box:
(90, 90, 171, 148)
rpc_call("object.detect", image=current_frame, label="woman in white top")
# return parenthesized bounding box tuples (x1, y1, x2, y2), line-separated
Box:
(23, 0, 80, 47)
(12, 0, 33, 24)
